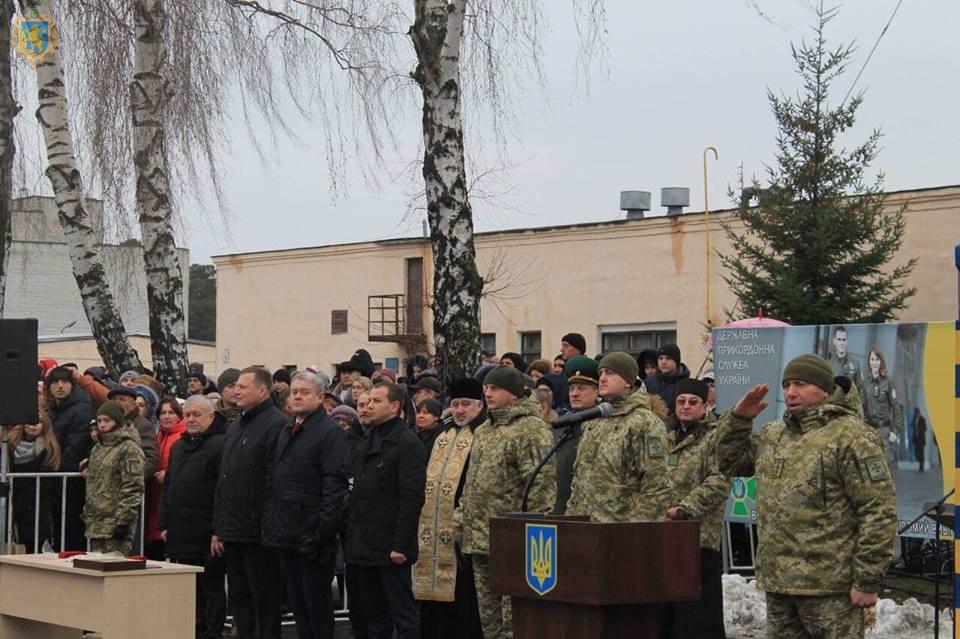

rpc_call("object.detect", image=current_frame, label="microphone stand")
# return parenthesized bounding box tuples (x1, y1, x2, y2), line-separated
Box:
(896, 488, 954, 639)
(521, 425, 576, 512)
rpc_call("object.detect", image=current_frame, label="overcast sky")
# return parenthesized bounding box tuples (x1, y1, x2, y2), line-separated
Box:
(181, 1, 959, 263)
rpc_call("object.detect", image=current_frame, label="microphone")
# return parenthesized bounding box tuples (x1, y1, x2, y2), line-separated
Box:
(550, 402, 613, 429)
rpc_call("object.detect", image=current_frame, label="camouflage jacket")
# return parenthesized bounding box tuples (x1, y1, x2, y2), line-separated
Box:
(458, 395, 556, 555)
(566, 390, 671, 523)
(83, 424, 146, 539)
(715, 384, 897, 595)
(666, 416, 730, 551)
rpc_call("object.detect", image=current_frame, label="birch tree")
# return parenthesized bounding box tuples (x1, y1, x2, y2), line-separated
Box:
(130, 0, 188, 394)
(26, 0, 142, 374)
(410, 0, 482, 383)
(0, 0, 17, 316)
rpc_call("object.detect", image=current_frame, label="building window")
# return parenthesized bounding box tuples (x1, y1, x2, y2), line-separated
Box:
(481, 333, 497, 355)
(601, 329, 676, 356)
(331, 309, 348, 334)
(520, 331, 542, 362)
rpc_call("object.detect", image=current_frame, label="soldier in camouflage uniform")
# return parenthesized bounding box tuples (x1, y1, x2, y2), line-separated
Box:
(457, 366, 556, 639)
(83, 401, 145, 555)
(665, 378, 730, 638)
(566, 351, 671, 523)
(716, 354, 897, 639)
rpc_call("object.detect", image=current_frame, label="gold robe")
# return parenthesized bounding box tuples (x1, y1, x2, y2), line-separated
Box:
(414, 425, 474, 601)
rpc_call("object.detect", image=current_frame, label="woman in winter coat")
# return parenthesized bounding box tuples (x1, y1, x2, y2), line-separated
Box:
(144, 397, 186, 559)
(82, 401, 145, 555)
(8, 414, 61, 552)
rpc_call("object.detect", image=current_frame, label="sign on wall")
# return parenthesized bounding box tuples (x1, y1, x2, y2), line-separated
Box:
(714, 322, 955, 539)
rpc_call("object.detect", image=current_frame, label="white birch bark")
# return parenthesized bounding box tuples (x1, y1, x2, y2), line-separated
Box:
(411, 0, 483, 383)
(0, 0, 17, 316)
(132, 0, 188, 394)
(30, 0, 142, 373)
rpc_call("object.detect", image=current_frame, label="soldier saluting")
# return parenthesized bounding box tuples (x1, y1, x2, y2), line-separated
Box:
(716, 354, 897, 638)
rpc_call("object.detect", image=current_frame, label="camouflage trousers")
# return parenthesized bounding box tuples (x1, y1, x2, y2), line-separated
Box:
(470, 554, 512, 639)
(765, 592, 864, 639)
(89, 536, 134, 556)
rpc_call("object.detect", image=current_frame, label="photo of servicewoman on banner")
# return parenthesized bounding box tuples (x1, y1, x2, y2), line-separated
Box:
(713, 321, 954, 541)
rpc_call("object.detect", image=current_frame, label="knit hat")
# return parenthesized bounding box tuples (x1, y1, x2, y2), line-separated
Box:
(561, 332, 587, 356)
(186, 366, 205, 384)
(448, 378, 483, 401)
(96, 400, 126, 427)
(38, 359, 60, 381)
(45, 366, 75, 388)
(329, 405, 358, 423)
(107, 386, 138, 400)
(133, 384, 159, 418)
(473, 363, 497, 384)
(411, 374, 442, 394)
(372, 368, 397, 383)
(598, 352, 640, 386)
(658, 343, 682, 365)
(499, 352, 525, 370)
(417, 398, 443, 418)
(483, 365, 526, 398)
(272, 368, 292, 385)
(782, 354, 834, 393)
(676, 379, 709, 403)
(701, 370, 715, 383)
(218, 368, 241, 393)
(564, 355, 600, 386)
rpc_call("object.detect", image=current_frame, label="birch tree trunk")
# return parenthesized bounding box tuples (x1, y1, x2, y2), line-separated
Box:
(31, 0, 142, 374)
(0, 0, 18, 317)
(132, 0, 188, 395)
(410, 0, 483, 384)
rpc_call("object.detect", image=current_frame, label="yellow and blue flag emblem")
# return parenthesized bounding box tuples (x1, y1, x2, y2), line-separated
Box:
(525, 523, 557, 595)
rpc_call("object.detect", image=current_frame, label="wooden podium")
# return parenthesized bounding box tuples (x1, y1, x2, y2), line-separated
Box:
(489, 515, 700, 638)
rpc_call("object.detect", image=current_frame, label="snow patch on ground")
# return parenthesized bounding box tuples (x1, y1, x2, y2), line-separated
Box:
(722, 574, 954, 638)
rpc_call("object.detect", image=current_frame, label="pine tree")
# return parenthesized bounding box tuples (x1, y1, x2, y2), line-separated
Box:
(722, 6, 916, 325)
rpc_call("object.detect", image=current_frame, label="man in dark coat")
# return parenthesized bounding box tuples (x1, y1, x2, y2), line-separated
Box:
(555, 356, 600, 514)
(643, 343, 691, 415)
(212, 367, 288, 639)
(45, 365, 94, 550)
(161, 394, 227, 639)
(346, 382, 426, 639)
(263, 372, 350, 639)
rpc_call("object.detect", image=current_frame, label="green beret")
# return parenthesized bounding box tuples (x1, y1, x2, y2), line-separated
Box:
(564, 355, 599, 385)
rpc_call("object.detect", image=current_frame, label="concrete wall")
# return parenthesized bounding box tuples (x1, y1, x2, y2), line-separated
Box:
(213, 185, 958, 377)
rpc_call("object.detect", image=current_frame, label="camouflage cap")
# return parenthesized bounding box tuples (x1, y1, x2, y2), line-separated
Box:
(564, 355, 599, 385)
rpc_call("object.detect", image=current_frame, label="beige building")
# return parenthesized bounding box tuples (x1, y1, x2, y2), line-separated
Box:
(38, 334, 216, 374)
(212, 185, 958, 377)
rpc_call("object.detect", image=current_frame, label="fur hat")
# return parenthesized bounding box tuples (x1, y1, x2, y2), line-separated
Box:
(676, 379, 709, 403)
(448, 378, 483, 401)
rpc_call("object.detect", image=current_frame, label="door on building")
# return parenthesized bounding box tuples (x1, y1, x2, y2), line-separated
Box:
(406, 258, 424, 336)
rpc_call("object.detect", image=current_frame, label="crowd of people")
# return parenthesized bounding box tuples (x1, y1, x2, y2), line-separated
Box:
(11, 330, 896, 639)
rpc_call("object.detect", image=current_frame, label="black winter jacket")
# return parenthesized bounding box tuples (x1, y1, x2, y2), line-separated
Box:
(212, 399, 287, 543)
(48, 386, 95, 472)
(346, 417, 426, 566)
(263, 409, 350, 552)
(160, 423, 226, 558)
(644, 363, 691, 415)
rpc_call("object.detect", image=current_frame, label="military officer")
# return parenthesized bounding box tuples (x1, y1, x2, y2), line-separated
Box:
(827, 326, 863, 393)
(554, 355, 600, 514)
(664, 379, 729, 638)
(457, 366, 555, 639)
(716, 354, 897, 638)
(566, 352, 671, 523)
(862, 347, 899, 467)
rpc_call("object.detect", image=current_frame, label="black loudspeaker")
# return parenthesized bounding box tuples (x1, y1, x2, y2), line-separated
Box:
(0, 319, 39, 425)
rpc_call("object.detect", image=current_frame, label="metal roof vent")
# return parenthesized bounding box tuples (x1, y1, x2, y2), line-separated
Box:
(661, 187, 690, 215)
(620, 191, 651, 220)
